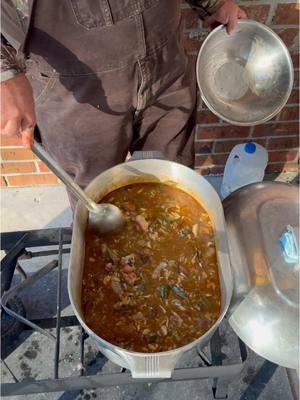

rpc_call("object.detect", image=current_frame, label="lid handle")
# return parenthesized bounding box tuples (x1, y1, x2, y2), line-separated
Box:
(278, 225, 299, 265)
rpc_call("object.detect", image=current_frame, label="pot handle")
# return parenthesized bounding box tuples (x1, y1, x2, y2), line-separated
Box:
(124, 352, 181, 378)
(129, 151, 165, 161)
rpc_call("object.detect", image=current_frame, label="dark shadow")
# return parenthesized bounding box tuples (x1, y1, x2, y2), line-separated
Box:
(57, 352, 108, 400)
(1, 263, 71, 359)
(1, 330, 34, 360)
(239, 360, 278, 400)
(29, 29, 124, 115)
(291, 174, 299, 185)
(12, 268, 70, 320)
(153, 100, 192, 115)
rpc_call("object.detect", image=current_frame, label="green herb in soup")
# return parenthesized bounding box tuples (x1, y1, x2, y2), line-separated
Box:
(82, 183, 221, 352)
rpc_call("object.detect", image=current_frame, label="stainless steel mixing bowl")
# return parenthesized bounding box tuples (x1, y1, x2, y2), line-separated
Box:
(196, 20, 294, 125)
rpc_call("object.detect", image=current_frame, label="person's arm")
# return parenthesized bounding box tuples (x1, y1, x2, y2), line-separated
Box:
(1, 40, 35, 148)
(186, 0, 247, 34)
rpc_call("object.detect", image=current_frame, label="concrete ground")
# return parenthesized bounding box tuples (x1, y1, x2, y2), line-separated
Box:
(1, 173, 298, 400)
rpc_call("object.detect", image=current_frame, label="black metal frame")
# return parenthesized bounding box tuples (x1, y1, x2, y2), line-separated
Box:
(1, 228, 247, 398)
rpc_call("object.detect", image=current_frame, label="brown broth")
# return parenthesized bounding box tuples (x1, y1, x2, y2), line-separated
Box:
(82, 183, 221, 352)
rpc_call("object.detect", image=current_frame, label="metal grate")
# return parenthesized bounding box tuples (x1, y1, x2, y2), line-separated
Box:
(1, 228, 247, 398)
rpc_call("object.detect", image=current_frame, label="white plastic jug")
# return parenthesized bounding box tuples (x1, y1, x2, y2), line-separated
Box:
(220, 142, 268, 199)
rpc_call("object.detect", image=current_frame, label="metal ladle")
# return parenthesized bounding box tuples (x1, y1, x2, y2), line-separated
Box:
(32, 141, 125, 235)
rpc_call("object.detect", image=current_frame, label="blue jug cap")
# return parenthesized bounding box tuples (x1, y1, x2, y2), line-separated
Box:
(245, 142, 256, 154)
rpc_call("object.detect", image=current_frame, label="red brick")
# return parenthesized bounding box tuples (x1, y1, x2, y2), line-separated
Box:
(275, 28, 299, 49)
(1, 162, 36, 174)
(0, 136, 23, 147)
(195, 166, 225, 175)
(273, 3, 299, 25)
(268, 136, 299, 150)
(253, 122, 299, 137)
(294, 70, 299, 88)
(195, 153, 228, 166)
(242, 5, 271, 23)
(197, 110, 220, 124)
(268, 150, 298, 162)
(214, 139, 267, 154)
(266, 162, 299, 173)
(215, 140, 241, 153)
(37, 162, 51, 173)
(1, 148, 36, 161)
(197, 126, 250, 140)
(6, 174, 59, 187)
(195, 141, 214, 154)
(181, 8, 199, 30)
(279, 107, 299, 121)
(0, 177, 7, 187)
(287, 90, 299, 104)
(291, 53, 299, 68)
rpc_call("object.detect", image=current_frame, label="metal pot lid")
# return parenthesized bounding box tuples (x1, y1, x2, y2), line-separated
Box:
(223, 182, 299, 369)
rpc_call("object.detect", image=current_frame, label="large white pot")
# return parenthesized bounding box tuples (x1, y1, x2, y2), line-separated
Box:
(68, 159, 233, 378)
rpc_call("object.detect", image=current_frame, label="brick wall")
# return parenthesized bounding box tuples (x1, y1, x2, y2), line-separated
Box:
(0, 1, 299, 187)
(0, 136, 60, 187)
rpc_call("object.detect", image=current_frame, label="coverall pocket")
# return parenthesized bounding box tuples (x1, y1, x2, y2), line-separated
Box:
(69, 0, 113, 29)
(28, 72, 58, 105)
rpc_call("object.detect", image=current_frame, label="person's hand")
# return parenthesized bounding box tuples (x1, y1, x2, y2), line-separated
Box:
(1, 73, 36, 148)
(204, 0, 247, 34)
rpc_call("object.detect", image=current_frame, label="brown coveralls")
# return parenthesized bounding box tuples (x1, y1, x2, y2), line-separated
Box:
(5, 1, 198, 207)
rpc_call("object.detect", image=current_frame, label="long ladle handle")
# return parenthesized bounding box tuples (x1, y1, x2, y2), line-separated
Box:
(32, 141, 98, 213)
